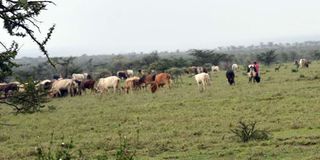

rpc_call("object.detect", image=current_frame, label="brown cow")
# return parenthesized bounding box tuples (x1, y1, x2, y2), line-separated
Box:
(151, 73, 172, 93)
(137, 74, 156, 89)
(80, 79, 96, 93)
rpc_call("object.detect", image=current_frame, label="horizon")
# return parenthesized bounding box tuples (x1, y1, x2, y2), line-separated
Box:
(16, 38, 320, 59)
(2, 0, 320, 58)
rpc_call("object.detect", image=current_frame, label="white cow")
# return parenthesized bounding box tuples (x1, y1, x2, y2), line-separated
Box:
(72, 73, 88, 81)
(232, 64, 239, 71)
(49, 79, 77, 97)
(195, 73, 210, 91)
(299, 59, 310, 68)
(211, 65, 220, 72)
(127, 70, 134, 77)
(96, 76, 120, 93)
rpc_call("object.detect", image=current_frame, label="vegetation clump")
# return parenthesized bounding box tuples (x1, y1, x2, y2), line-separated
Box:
(231, 121, 270, 143)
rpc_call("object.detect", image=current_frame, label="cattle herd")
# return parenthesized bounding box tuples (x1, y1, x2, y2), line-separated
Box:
(0, 58, 311, 98)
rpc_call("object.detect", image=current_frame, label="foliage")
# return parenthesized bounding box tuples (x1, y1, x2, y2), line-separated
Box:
(115, 135, 135, 160)
(35, 133, 78, 160)
(189, 49, 228, 66)
(231, 121, 270, 143)
(0, 0, 56, 66)
(310, 50, 320, 60)
(52, 57, 82, 78)
(256, 50, 277, 65)
(0, 42, 19, 82)
(5, 78, 49, 113)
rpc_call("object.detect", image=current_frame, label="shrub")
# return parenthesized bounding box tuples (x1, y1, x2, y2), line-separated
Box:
(231, 121, 270, 142)
(291, 68, 298, 72)
(6, 78, 49, 113)
(116, 135, 135, 160)
(35, 133, 78, 160)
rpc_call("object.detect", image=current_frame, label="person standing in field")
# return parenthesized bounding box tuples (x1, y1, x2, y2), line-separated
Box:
(253, 61, 259, 76)
(253, 61, 261, 83)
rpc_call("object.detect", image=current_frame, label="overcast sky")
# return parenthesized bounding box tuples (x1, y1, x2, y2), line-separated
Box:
(1, 0, 320, 57)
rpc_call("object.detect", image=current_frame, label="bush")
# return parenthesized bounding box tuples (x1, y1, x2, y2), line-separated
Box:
(35, 133, 78, 160)
(116, 135, 135, 160)
(6, 78, 49, 113)
(231, 121, 270, 143)
(291, 68, 299, 72)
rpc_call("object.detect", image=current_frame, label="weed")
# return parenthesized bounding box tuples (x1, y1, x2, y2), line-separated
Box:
(231, 121, 270, 143)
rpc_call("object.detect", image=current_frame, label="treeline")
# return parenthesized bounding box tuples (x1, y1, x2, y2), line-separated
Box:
(9, 41, 320, 82)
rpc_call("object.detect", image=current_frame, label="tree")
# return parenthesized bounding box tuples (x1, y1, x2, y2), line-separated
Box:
(310, 50, 320, 60)
(189, 49, 227, 66)
(0, 1, 55, 112)
(0, 0, 56, 66)
(256, 50, 277, 65)
(0, 42, 19, 82)
(288, 51, 298, 61)
(52, 57, 81, 78)
(141, 52, 160, 66)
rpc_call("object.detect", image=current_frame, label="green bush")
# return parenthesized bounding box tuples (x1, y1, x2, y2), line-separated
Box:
(231, 121, 270, 143)
(7, 78, 49, 113)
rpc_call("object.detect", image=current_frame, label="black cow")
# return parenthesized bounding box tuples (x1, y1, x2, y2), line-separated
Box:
(226, 70, 235, 85)
(117, 71, 128, 80)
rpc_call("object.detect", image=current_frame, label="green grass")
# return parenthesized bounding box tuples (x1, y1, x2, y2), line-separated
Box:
(1, 62, 320, 159)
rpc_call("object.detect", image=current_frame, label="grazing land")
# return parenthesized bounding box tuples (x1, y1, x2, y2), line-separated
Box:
(1, 62, 320, 159)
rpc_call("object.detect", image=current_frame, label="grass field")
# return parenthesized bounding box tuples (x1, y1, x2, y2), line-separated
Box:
(1, 62, 320, 159)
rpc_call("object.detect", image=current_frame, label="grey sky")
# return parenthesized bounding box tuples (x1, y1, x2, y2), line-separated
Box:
(1, 0, 320, 57)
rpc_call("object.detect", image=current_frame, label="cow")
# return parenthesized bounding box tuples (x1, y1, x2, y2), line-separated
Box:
(127, 70, 134, 77)
(195, 73, 210, 92)
(37, 79, 52, 91)
(124, 76, 140, 93)
(231, 64, 239, 71)
(247, 65, 257, 83)
(117, 71, 128, 80)
(80, 79, 96, 93)
(138, 74, 156, 88)
(196, 67, 204, 74)
(150, 73, 172, 93)
(0, 83, 18, 98)
(49, 79, 77, 97)
(72, 73, 89, 81)
(212, 65, 220, 72)
(95, 76, 120, 93)
(299, 59, 310, 68)
(226, 70, 235, 85)
(73, 80, 82, 95)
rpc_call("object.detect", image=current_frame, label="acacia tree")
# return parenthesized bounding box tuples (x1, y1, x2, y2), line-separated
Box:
(0, 0, 55, 113)
(256, 50, 277, 66)
(0, 0, 56, 69)
(189, 49, 227, 66)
